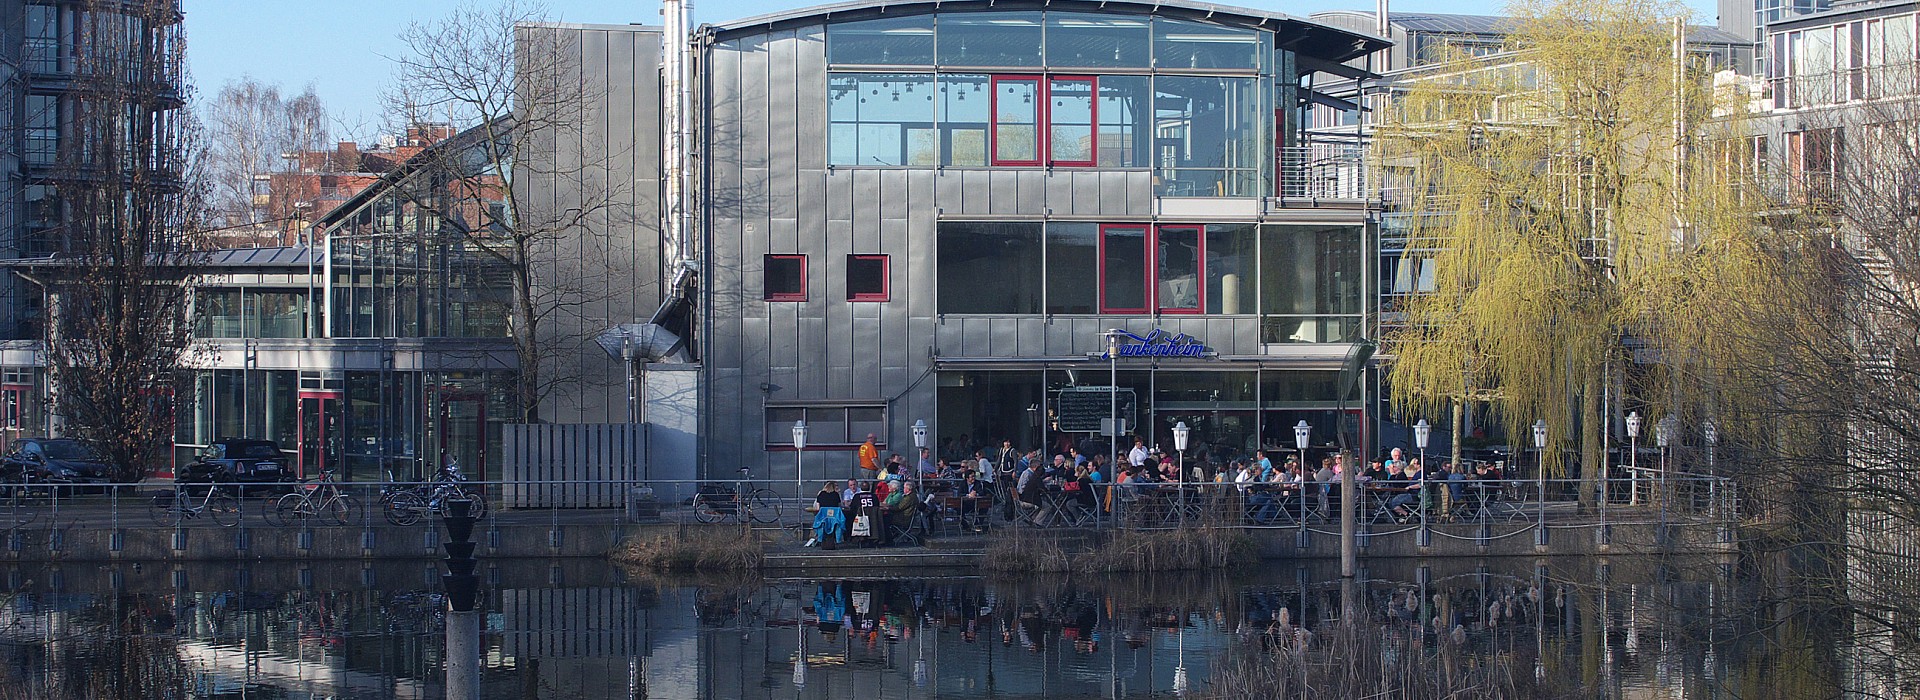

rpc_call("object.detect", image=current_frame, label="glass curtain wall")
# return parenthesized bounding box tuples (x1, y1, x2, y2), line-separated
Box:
(325, 143, 510, 340)
(176, 369, 300, 465)
(932, 368, 1349, 472)
(194, 288, 313, 338)
(939, 221, 1347, 331)
(1260, 224, 1365, 343)
(824, 11, 1276, 196)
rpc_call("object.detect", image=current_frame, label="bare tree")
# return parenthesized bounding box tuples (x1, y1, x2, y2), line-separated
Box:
(384, 0, 627, 423)
(203, 78, 329, 230)
(34, 0, 206, 481)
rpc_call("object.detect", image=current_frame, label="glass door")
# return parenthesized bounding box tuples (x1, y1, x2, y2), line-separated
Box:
(0, 384, 27, 455)
(436, 393, 487, 482)
(297, 391, 341, 479)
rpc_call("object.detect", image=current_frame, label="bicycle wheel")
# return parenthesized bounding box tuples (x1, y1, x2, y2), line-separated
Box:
(465, 493, 488, 520)
(261, 493, 291, 526)
(275, 493, 309, 525)
(148, 492, 178, 527)
(385, 492, 424, 526)
(325, 494, 358, 526)
(209, 491, 242, 528)
(747, 489, 781, 524)
(692, 495, 721, 524)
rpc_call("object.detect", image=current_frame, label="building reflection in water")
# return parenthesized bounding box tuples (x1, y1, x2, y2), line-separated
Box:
(0, 557, 1873, 698)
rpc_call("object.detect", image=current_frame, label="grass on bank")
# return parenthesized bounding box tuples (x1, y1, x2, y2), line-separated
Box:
(611, 525, 765, 572)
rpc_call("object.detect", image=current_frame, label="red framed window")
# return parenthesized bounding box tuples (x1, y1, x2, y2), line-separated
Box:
(991, 75, 1042, 166)
(1155, 225, 1203, 314)
(1048, 76, 1096, 166)
(764, 254, 807, 301)
(1099, 224, 1150, 314)
(847, 254, 890, 302)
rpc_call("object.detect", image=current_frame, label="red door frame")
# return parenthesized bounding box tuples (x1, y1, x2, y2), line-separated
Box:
(296, 389, 341, 479)
(0, 384, 28, 457)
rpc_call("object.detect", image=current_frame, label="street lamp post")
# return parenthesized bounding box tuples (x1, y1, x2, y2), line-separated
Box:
(1655, 417, 1673, 497)
(1414, 418, 1431, 547)
(1107, 329, 1123, 529)
(1294, 420, 1312, 544)
(1704, 420, 1719, 516)
(1173, 421, 1190, 525)
(1626, 411, 1642, 506)
(1656, 416, 1675, 545)
(912, 419, 929, 494)
(1532, 419, 1548, 547)
(792, 421, 808, 501)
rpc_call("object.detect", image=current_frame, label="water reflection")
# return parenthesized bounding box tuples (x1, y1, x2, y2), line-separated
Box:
(0, 557, 1850, 698)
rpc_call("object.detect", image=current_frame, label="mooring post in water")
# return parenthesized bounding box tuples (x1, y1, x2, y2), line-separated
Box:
(1340, 449, 1357, 579)
(447, 608, 481, 698)
(442, 498, 481, 699)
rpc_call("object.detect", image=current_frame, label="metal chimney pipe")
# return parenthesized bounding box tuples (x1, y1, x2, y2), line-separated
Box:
(662, 0, 691, 269)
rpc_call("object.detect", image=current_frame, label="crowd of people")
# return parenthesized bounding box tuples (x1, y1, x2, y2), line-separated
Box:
(805, 434, 1522, 546)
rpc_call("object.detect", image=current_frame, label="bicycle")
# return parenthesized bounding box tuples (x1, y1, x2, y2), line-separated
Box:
(382, 467, 488, 526)
(149, 481, 241, 527)
(267, 471, 359, 526)
(691, 467, 782, 524)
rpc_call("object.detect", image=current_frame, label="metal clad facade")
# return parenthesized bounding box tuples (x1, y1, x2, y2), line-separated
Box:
(517, 24, 668, 425)
(703, 14, 1371, 484)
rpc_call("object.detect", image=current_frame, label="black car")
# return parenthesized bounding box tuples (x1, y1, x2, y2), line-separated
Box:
(180, 439, 294, 493)
(0, 438, 112, 493)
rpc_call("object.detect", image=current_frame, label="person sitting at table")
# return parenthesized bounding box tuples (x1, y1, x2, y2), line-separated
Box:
(1067, 465, 1097, 514)
(849, 482, 882, 546)
(1016, 460, 1045, 524)
(806, 481, 845, 548)
(959, 472, 988, 531)
(1385, 461, 1423, 523)
(882, 481, 920, 545)
(1362, 460, 1389, 485)
(1239, 461, 1281, 524)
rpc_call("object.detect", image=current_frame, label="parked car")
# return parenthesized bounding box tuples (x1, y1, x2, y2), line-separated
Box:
(179, 439, 294, 493)
(0, 438, 112, 494)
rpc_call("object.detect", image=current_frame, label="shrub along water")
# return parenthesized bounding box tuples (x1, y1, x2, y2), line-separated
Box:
(611, 525, 765, 572)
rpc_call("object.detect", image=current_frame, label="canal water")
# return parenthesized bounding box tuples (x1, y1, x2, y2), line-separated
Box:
(0, 556, 1866, 698)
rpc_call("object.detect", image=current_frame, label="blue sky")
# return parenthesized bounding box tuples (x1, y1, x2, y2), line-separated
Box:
(186, 0, 1722, 137)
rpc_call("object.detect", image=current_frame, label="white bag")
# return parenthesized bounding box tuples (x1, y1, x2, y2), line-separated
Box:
(850, 515, 872, 537)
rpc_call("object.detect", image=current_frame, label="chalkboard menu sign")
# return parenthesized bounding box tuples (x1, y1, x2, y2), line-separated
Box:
(1056, 387, 1136, 433)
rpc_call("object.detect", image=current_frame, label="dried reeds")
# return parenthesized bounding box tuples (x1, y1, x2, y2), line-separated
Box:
(982, 526, 1257, 575)
(610, 525, 765, 572)
(1206, 621, 1567, 700)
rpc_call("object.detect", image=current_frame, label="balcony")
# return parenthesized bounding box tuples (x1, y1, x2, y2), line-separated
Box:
(1277, 144, 1371, 203)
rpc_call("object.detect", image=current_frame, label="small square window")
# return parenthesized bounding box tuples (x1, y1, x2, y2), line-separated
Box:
(847, 255, 889, 302)
(764, 255, 807, 301)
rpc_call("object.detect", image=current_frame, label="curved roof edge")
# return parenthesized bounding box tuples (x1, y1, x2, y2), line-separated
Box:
(704, 0, 1390, 64)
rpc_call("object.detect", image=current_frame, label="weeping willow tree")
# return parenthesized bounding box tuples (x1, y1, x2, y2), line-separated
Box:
(1376, 0, 1776, 504)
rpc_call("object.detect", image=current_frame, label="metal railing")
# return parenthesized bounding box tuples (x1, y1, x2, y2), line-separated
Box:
(1018, 474, 1737, 533)
(0, 473, 1738, 553)
(1278, 144, 1371, 200)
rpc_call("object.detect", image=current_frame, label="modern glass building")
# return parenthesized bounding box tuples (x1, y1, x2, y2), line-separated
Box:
(696, 0, 1389, 482)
